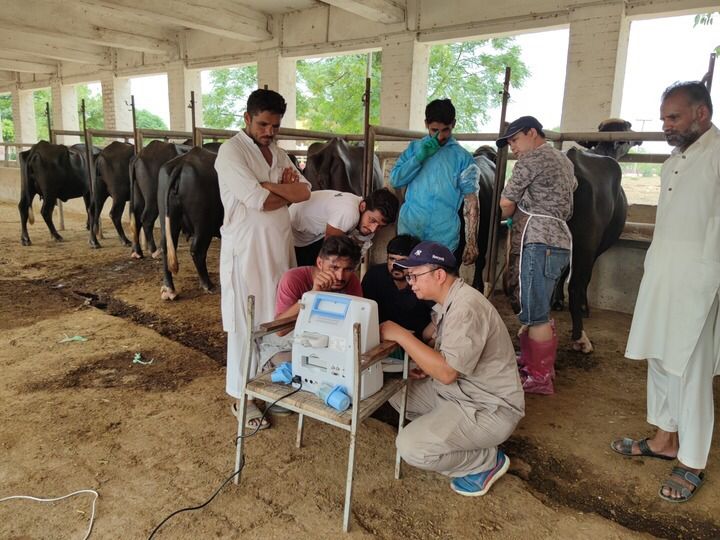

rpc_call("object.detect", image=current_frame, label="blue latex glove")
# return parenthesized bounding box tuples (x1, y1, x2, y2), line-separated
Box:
(415, 132, 441, 163)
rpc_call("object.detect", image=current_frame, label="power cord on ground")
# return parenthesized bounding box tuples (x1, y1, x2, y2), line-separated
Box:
(147, 378, 303, 539)
(0, 489, 99, 540)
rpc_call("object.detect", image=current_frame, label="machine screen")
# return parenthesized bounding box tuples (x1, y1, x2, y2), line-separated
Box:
(311, 295, 351, 320)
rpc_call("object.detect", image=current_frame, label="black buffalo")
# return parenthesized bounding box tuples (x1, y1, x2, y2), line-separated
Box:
(303, 137, 383, 195)
(129, 140, 190, 259)
(554, 119, 640, 353)
(89, 141, 134, 248)
(158, 146, 222, 300)
(18, 141, 95, 246)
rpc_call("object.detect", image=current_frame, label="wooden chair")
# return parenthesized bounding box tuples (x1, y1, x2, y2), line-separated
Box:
(233, 295, 409, 532)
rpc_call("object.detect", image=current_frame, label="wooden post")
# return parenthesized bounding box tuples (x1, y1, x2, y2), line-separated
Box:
(189, 90, 198, 146)
(483, 67, 512, 297)
(46, 102, 53, 143)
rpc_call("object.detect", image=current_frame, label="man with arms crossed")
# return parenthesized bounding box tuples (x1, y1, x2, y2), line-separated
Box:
(215, 89, 310, 430)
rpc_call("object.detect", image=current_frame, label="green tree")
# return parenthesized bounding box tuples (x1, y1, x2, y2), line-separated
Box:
(0, 94, 13, 141)
(694, 12, 719, 54)
(203, 66, 257, 129)
(34, 88, 50, 141)
(76, 84, 104, 129)
(297, 52, 381, 134)
(135, 109, 168, 129)
(429, 39, 529, 132)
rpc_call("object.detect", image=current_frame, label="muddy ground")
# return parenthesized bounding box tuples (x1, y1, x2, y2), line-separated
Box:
(0, 201, 718, 540)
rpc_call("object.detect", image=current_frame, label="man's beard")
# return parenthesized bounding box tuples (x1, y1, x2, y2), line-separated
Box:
(665, 121, 701, 148)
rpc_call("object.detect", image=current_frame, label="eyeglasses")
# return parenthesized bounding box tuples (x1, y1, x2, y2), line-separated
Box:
(405, 268, 438, 283)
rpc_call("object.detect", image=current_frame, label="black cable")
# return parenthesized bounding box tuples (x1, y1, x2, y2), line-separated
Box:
(147, 379, 302, 540)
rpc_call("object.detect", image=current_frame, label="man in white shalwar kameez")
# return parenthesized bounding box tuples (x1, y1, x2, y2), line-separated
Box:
(611, 82, 720, 503)
(215, 89, 310, 430)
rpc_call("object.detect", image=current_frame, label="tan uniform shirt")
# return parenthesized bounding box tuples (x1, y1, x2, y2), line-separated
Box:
(432, 278, 525, 417)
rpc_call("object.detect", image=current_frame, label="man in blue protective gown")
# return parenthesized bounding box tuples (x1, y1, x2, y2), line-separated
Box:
(390, 99, 480, 266)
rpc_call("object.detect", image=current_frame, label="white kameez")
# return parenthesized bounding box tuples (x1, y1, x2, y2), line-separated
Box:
(626, 125, 720, 377)
(215, 130, 309, 398)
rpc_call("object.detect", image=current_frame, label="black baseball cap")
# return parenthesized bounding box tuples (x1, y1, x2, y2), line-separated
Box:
(496, 116, 543, 148)
(393, 241, 456, 269)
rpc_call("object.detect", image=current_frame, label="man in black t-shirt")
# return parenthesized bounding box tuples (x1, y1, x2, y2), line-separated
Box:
(362, 234, 433, 339)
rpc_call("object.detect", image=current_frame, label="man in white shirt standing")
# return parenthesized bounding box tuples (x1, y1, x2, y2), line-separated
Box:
(611, 81, 720, 503)
(215, 89, 311, 430)
(289, 188, 399, 266)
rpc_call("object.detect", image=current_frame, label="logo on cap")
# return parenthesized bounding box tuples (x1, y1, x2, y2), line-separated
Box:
(414, 249, 422, 256)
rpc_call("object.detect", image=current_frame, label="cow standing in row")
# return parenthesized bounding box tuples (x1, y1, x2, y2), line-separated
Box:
(130, 140, 190, 259)
(18, 141, 95, 246)
(304, 137, 383, 195)
(89, 141, 134, 249)
(158, 146, 223, 301)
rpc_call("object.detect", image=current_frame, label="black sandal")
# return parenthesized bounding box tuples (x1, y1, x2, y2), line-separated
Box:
(610, 437, 674, 460)
(659, 467, 705, 503)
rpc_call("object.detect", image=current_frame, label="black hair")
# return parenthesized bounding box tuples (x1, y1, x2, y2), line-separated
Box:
(427, 263, 458, 277)
(425, 99, 456, 125)
(246, 89, 287, 117)
(363, 188, 399, 224)
(387, 234, 421, 257)
(662, 81, 713, 116)
(318, 235, 361, 266)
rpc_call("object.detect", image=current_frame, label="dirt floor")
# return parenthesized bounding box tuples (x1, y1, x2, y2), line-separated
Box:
(1, 200, 718, 540)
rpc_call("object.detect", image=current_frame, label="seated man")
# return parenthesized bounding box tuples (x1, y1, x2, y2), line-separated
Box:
(257, 235, 364, 425)
(362, 234, 433, 339)
(289, 188, 399, 266)
(380, 242, 524, 496)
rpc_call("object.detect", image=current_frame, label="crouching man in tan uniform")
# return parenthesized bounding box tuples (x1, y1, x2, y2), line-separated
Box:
(380, 241, 525, 496)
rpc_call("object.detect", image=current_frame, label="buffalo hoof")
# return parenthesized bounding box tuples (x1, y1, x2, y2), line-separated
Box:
(151, 249, 161, 260)
(160, 286, 178, 301)
(121, 239, 132, 247)
(21, 237, 32, 246)
(552, 300, 565, 311)
(90, 241, 102, 249)
(202, 285, 216, 294)
(571, 331, 594, 354)
(52, 235, 64, 242)
(131, 251, 144, 260)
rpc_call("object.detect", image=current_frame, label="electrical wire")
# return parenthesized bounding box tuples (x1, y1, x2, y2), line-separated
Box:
(147, 380, 302, 539)
(0, 489, 99, 540)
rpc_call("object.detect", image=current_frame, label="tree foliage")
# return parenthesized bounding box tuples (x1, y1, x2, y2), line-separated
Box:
(135, 109, 168, 130)
(34, 89, 50, 141)
(0, 94, 13, 141)
(297, 52, 381, 134)
(428, 39, 529, 132)
(694, 12, 720, 54)
(203, 66, 257, 129)
(76, 84, 104, 130)
(201, 39, 528, 135)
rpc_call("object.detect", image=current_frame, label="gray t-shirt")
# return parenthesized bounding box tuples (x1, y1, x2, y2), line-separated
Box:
(501, 143, 577, 249)
(431, 279, 525, 417)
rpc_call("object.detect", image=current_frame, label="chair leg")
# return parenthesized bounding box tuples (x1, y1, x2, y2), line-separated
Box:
(343, 426, 358, 532)
(394, 384, 408, 480)
(296, 413, 305, 448)
(234, 397, 248, 485)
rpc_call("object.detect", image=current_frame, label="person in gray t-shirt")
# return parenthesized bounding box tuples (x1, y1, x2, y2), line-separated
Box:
(498, 116, 577, 395)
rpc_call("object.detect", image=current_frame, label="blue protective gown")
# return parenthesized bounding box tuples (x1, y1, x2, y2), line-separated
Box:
(390, 136, 479, 252)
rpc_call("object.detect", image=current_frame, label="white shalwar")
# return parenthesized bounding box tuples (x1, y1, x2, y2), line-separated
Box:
(626, 124, 720, 468)
(215, 130, 309, 398)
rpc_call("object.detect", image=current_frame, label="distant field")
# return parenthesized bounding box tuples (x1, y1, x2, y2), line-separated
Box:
(622, 175, 660, 206)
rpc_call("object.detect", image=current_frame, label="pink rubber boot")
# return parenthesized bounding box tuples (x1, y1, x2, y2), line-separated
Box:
(522, 334, 558, 395)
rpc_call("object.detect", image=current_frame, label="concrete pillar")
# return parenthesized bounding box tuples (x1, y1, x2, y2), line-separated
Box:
(100, 73, 132, 131)
(257, 51, 296, 129)
(50, 79, 79, 144)
(379, 35, 430, 132)
(11, 87, 37, 144)
(560, 4, 630, 132)
(167, 62, 202, 131)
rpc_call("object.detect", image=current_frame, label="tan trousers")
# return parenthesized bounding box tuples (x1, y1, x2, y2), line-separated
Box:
(390, 378, 520, 477)
(647, 296, 719, 469)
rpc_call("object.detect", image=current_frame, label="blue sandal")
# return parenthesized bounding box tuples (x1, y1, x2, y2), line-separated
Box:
(450, 450, 510, 497)
(659, 466, 705, 503)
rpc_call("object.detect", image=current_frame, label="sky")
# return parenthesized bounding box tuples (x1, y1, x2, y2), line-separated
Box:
(112, 13, 719, 148)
